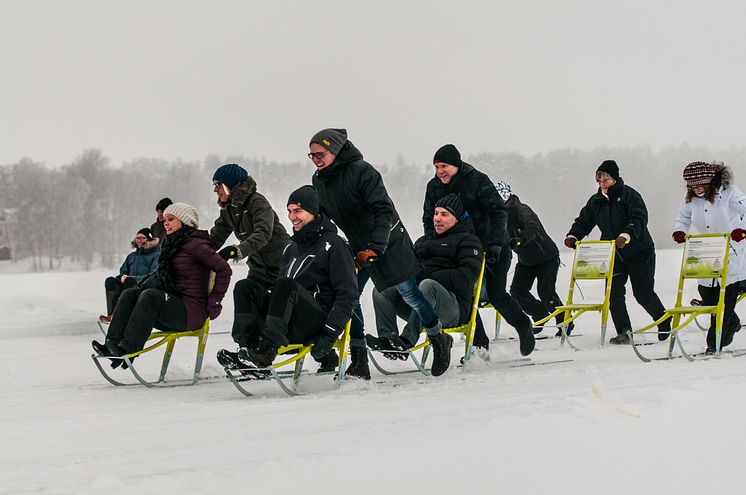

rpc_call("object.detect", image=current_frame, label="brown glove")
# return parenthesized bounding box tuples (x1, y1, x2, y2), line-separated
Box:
(354, 249, 379, 270)
(563, 237, 577, 249)
(615, 236, 629, 249)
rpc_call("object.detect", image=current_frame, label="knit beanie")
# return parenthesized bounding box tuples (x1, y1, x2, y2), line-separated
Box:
(164, 203, 199, 229)
(435, 193, 467, 222)
(155, 197, 173, 212)
(683, 161, 718, 186)
(137, 228, 154, 240)
(309, 128, 348, 155)
(213, 163, 249, 189)
(433, 144, 462, 168)
(495, 181, 512, 202)
(596, 160, 620, 181)
(287, 185, 320, 216)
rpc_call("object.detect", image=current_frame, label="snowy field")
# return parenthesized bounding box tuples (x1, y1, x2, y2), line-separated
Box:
(2, 249, 746, 495)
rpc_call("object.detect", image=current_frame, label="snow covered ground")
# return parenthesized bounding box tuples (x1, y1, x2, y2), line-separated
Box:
(2, 249, 746, 495)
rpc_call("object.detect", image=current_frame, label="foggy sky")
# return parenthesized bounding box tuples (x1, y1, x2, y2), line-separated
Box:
(2, 0, 746, 168)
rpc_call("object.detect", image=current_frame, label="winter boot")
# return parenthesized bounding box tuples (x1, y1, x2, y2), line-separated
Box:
(517, 322, 535, 356)
(609, 332, 631, 345)
(555, 321, 575, 337)
(237, 339, 277, 368)
(98, 315, 112, 325)
(658, 320, 671, 342)
(317, 350, 339, 374)
(217, 349, 244, 370)
(428, 331, 453, 377)
(346, 345, 371, 380)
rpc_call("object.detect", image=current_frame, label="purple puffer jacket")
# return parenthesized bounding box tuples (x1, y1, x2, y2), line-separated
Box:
(169, 230, 232, 329)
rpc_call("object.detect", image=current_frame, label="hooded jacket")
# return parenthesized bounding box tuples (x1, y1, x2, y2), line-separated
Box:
(209, 176, 290, 284)
(281, 215, 358, 337)
(312, 141, 420, 290)
(567, 176, 655, 260)
(504, 195, 559, 267)
(423, 162, 509, 250)
(674, 164, 746, 286)
(414, 217, 483, 323)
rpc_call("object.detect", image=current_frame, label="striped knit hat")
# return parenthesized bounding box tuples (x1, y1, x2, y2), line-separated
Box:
(683, 161, 717, 186)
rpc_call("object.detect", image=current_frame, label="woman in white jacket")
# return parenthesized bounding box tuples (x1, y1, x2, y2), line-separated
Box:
(672, 161, 746, 352)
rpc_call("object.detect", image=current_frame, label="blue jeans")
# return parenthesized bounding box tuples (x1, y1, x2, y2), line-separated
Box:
(350, 270, 439, 346)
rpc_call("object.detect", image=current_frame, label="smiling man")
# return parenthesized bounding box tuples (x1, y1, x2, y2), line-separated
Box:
(218, 185, 358, 373)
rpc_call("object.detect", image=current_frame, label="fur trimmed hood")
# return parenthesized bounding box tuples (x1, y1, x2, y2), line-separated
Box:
(217, 176, 258, 208)
(714, 162, 734, 187)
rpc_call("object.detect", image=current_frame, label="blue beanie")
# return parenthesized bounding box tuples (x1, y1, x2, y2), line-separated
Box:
(213, 163, 248, 189)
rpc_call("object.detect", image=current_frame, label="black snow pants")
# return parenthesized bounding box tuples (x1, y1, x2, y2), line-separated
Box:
(609, 248, 667, 336)
(104, 276, 138, 315)
(509, 257, 566, 325)
(261, 278, 327, 348)
(231, 277, 273, 348)
(106, 287, 188, 354)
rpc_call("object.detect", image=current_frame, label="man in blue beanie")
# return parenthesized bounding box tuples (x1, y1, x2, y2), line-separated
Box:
(208, 163, 291, 356)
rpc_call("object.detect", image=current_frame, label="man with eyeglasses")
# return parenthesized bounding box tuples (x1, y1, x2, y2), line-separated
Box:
(208, 163, 290, 358)
(309, 128, 449, 379)
(564, 160, 669, 344)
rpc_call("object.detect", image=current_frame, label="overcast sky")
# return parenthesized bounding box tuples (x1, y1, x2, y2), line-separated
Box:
(2, 0, 746, 168)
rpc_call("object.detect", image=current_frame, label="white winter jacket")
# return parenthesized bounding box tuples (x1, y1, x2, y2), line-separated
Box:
(674, 183, 746, 286)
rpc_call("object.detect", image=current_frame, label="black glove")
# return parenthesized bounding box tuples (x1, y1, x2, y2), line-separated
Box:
(311, 333, 337, 361)
(218, 245, 238, 260)
(486, 244, 502, 264)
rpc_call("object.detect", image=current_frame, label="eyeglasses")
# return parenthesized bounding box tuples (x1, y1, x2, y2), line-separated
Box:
(134, 236, 148, 241)
(308, 151, 330, 161)
(596, 178, 614, 184)
(212, 181, 222, 190)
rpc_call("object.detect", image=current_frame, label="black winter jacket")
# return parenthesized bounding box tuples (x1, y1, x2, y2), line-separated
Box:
(505, 195, 559, 267)
(423, 162, 508, 250)
(312, 141, 419, 290)
(282, 215, 358, 338)
(567, 177, 655, 260)
(209, 176, 290, 284)
(413, 218, 483, 323)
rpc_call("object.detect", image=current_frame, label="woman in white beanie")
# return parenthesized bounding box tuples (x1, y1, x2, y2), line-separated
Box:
(672, 162, 746, 353)
(92, 202, 232, 365)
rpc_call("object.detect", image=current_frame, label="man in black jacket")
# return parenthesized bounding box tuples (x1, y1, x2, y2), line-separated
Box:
(208, 163, 291, 354)
(218, 185, 358, 372)
(369, 194, 482, 376)
(423, 144, 535, 356)
(564, 160, 669, 344)
(310, 128, 447, 379)
(497, 182, 570, 336)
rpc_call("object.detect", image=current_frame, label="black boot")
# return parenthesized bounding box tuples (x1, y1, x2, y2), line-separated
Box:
(238, 339, 277, 368)
(517, 322, 535, 356)
(317, 350, 339, 373)
(609, 332, 631, 345)
(429, 331, 453, 377)
(346, 346, 371, 380)
(555, 321, 575, 337)
(658, 320, 671, 342)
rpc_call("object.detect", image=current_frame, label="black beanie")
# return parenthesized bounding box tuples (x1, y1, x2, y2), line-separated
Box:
(155, 197, 173, 212)
(137, 228, 154, 240)
(433, 144, 462, 168)
(434, 193, 467, 222)
(287, 185, 320, 216)
(310, 128, 348, 156)
(596, 160, 620, 181)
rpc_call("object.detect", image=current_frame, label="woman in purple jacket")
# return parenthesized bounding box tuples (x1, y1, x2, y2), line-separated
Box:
(93, 203, 231, 363)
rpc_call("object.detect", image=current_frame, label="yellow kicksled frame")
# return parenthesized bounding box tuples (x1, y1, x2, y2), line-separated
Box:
(533, 240, 617, 350)
(225, 320, 351, 397)
(629, 233, 737, 362)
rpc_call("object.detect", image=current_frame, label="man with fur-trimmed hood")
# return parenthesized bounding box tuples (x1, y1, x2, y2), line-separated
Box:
(209, 163, 290, 351)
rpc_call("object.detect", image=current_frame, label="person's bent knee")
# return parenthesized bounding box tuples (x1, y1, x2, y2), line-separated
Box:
(418, 279, 441, 298)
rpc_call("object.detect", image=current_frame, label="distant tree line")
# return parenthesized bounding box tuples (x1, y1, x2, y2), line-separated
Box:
(0, 143, 742, 271)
